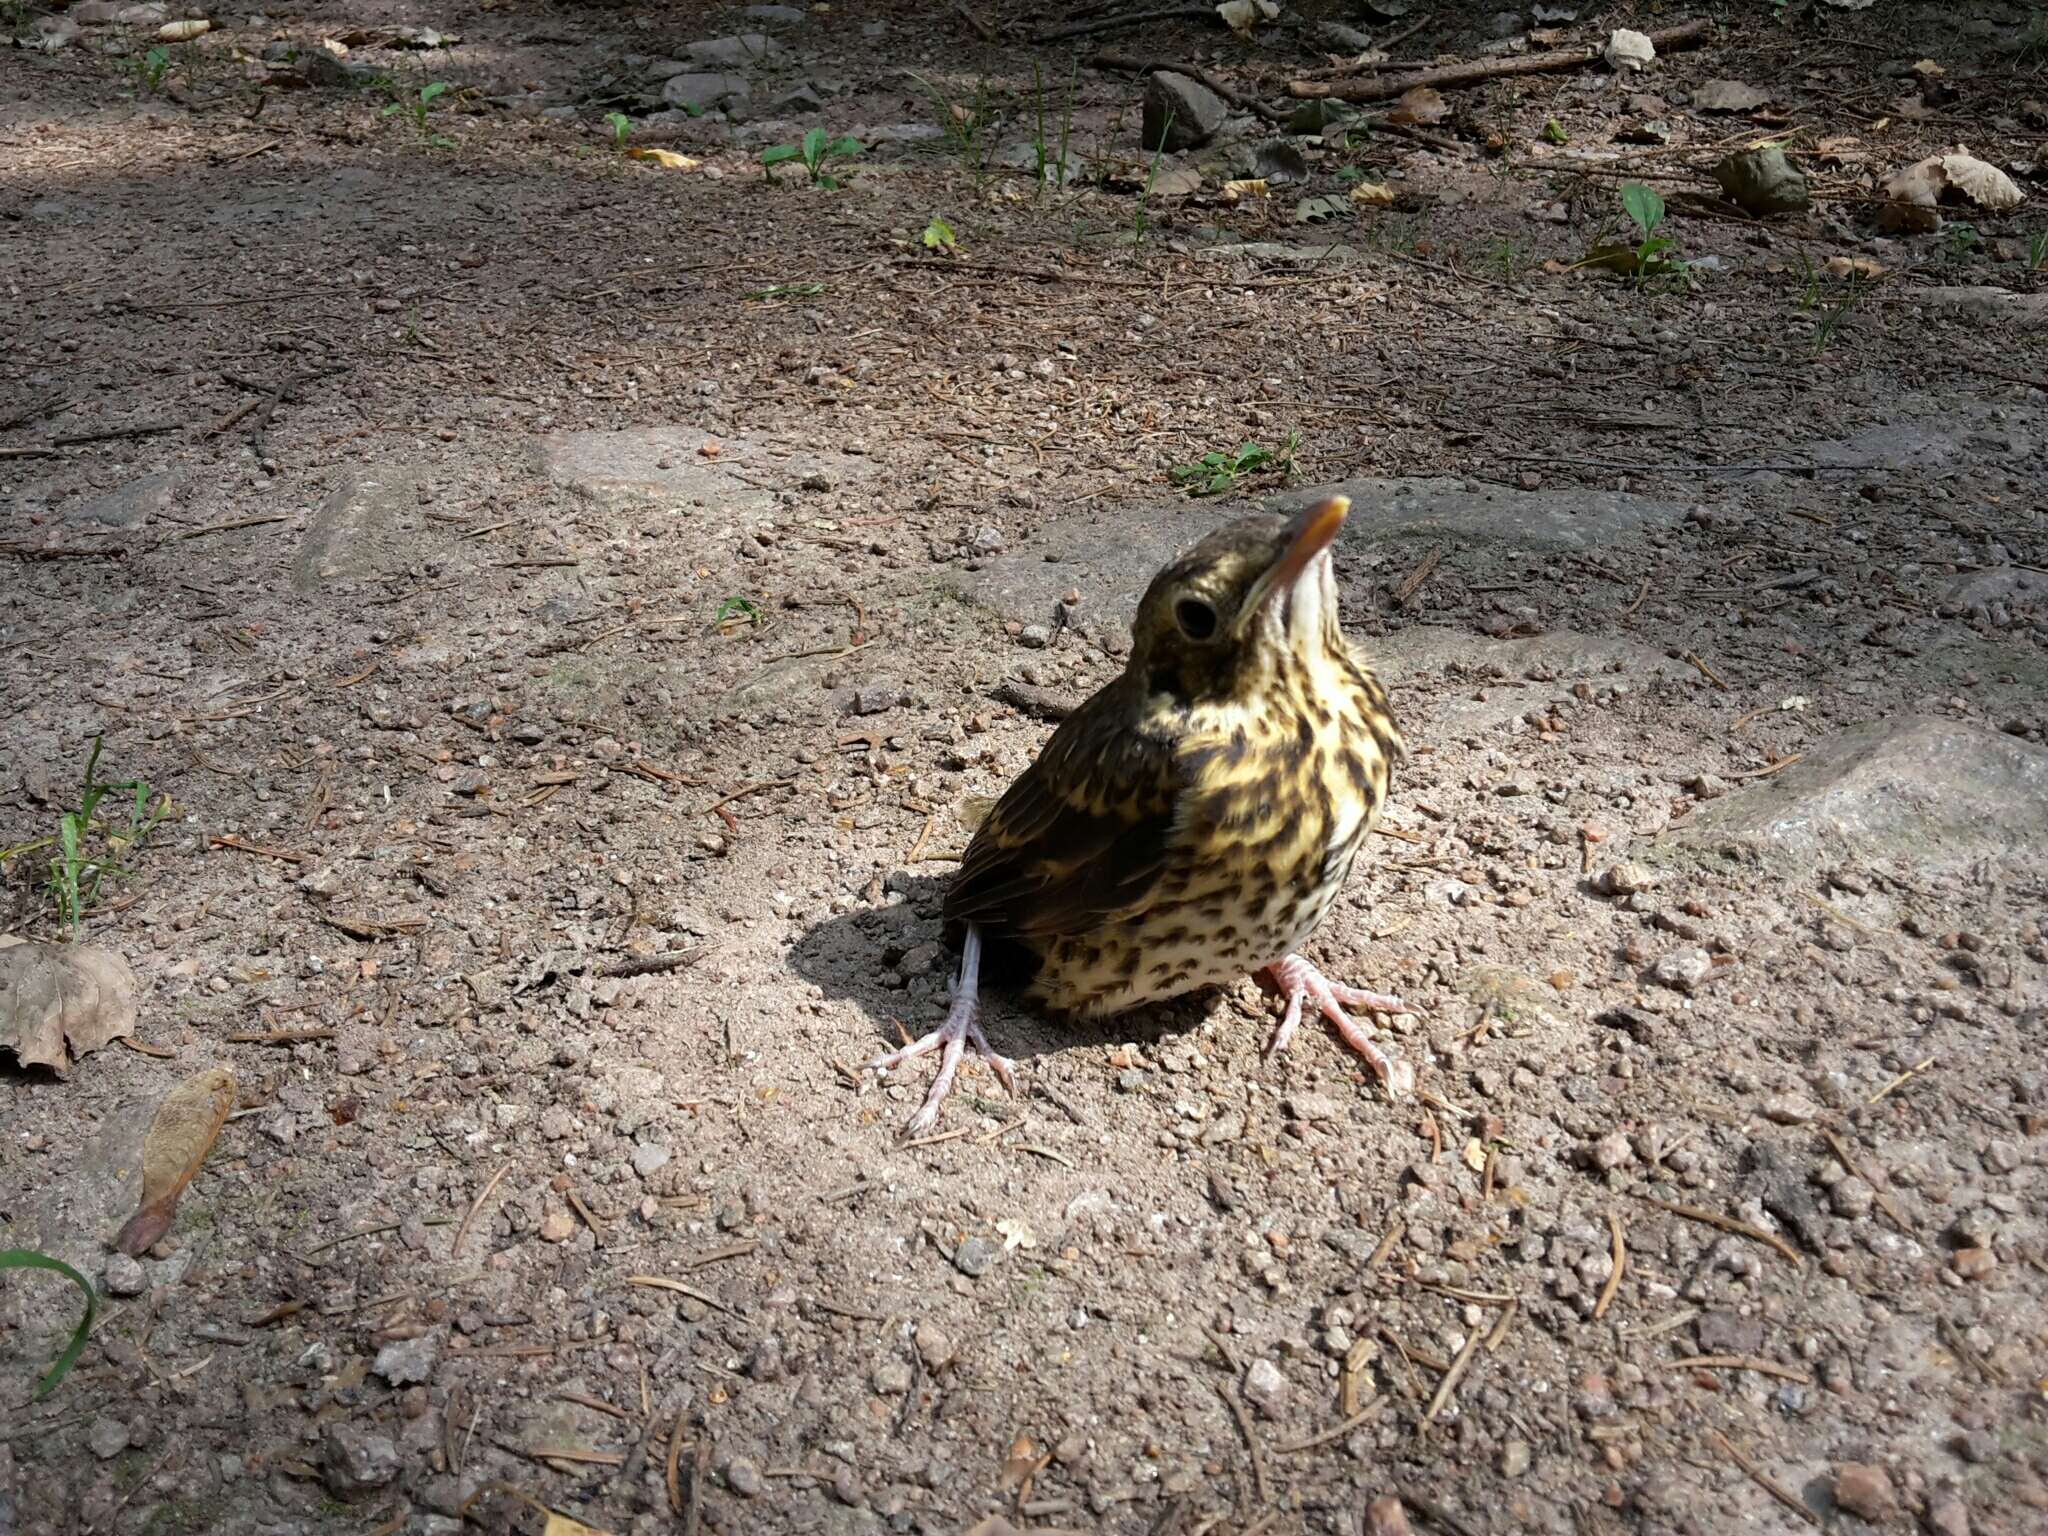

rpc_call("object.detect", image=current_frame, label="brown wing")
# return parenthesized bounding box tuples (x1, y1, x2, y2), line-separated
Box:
(944, 679, 1183, 942)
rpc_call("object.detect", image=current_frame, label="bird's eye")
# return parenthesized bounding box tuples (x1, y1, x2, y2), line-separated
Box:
(1175, 597, 1218, 641)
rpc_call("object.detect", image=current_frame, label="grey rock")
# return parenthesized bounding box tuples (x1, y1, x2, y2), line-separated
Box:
(1588, 1130, 1634, 1172)
(631, 1142, 673, 1178)
(1597, 862, 1659, 897)
(663, 73, 751, 115)
(1760, 1094, 1819, 1125)
(769, 84, 825, 115)
(101, 1254, 147, 1297)
(296, 470, 424, 592)
(1696, 1311, 1765, 1357)
(873, 1359, 913, 1393)
(1017, 624, 1051, 649)
(88, 1417, 129, 1460)
(682, 34, 778, 69)
(1143, 71, 1228, 152)
(321, 1425, 401, 1496)
(953, 1235, 998, 1278)
(1650, 947, 1714, 993)
(372, 1332, 438, 1386)
(1714, 145, 1808, 216)
(1313, 21, 1375, 50)
(63, 469, 181, 529)
(725, 1456, 766, 1497)
(1661, 718, 2048, 874)
(915, 1323, 955, 1371)
(1500, 1438, 1531, 1477)
(1695, 79, 1771, 113)
(959, 477, 1685, 636)
(1242, 1358, 1289, 1416)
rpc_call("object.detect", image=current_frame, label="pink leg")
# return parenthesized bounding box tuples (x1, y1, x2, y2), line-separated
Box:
(1258, 953, 1414, 1098)
(870, 926, 1016, 1135)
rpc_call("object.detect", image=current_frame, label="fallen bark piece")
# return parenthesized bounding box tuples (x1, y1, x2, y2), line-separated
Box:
(1287, 19, 1710, 103)
(114, 1066, 238, 1256)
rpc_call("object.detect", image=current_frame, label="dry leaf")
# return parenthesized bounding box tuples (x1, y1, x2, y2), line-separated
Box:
(1694, 80, 1769, 114)
(1824, 255, 1883, 279)
(543, 1516, 612, 1536)
(628, 147, 699, 171)
(1215, 0, 1278, 38)
(995, 1217, 1036, 1251)
(1387, 86, 1446, 126)
(1221, 178, 1269, 201)
(158, 18, 209, 39)
(1880, 144, 2024, 231)
(1350, 180, 1395, 206)
(999, 1434, 1045, 1492)
(0, 938, 137, 1075)
(114, 1066, 237, 1256)
(1462, 1138, 1488, 1173)
(1603, 28, 1654, 74)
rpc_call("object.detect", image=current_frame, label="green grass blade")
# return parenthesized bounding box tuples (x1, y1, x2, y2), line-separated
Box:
(1, 1249, 98, 1399)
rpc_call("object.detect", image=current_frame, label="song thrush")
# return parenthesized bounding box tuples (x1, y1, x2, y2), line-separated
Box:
(874, 495, 1411, 1133)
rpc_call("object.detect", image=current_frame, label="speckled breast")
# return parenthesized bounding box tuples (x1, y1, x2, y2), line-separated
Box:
(1033, 652, 1400, 1019)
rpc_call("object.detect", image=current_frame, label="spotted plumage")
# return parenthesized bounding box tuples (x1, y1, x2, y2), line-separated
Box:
(873, 496, 1413, 1134)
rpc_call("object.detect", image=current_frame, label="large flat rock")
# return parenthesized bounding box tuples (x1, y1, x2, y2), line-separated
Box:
(535, 427, 871, 514)
(1656, 716, 2048, 873)
(963, 476, 1685, 628)
(295, 469, 428, 591)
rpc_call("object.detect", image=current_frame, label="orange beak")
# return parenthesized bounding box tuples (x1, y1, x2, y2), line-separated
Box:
(1234, 494, 1349, 637)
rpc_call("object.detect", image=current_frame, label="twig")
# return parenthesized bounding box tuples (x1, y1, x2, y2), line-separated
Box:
(1726, 754, 1802, 779)
(683, 1435, 712, 1536)
(703, 778, 797, 817)
(1424, 1327, 1485, 1422)
(1641, 1197, 1804, 1268)
(626, 1275, 739, 1316)
(1274, 1398, 1380, 1453)
(1288, 19, 1712, 102)
(1667, 1355, 1812, 1384)
(595, 946, 710, 980)
(1818, 1129, 1912, 1234)
(667, 1408, 691, 1517)
(1706, 1430, 1821, 1527)
(227, 1028, 335, 1046)
(1682, 651, 1730, 690)
(1214, 1384, 1269, 1508)
(1036, 4, 1215, 43)
(451, 1162, 511, 1261)
(1867, 1056, 1935, 1105)
(51, 422, 181, 446)
(1593, 1213, 1626, 1321)
(1200, 1325, 1241, 1375)
(208, 833, 311, 863)
(169, 514, 290, 543)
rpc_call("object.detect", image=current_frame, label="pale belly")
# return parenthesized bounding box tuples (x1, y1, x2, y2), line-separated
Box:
(1030, 685, 1390, 1019)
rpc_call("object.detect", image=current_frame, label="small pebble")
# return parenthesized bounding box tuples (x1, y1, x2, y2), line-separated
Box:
(1833, 1462, 1898, 1523)
(953, 1235, 997, 1278)
(102, 1253, 147, 1297)
(724, 1457, 765, 1498)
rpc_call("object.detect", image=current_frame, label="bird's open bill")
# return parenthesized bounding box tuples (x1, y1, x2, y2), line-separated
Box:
(1232, 493, 1350, 639)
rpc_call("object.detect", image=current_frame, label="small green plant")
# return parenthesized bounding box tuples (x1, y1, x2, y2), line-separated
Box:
(138, 45, 171, 91)
(1939, 221, 1982, 266)
(1135, 107, 1175, 247)
(606, 111, 633, 148)
(1581, 182, 1687, 287)
(2028, 230, 2048, 274)
(1484, 236, 1529, 284)
(382, 80, 454, 147)
(715, 596, 764, 633)
(34, 737, 172, 934)
(922, 215, 957, 252)
(761, 126, 862, 187)
(1, 1249, 96, 1399)
(1540, 118, 1568, 146)
(1170, 432, 1300, 497)
(1030, 56, 1080, 193)
(909, 71, 997, 186)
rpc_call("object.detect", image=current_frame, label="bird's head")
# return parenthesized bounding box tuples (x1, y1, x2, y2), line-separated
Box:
(1128, 495, 1351, 703)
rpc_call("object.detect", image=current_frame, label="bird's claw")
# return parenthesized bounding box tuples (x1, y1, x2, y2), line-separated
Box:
(1260, 953, 1413, 1100)
(870, 927, 1013, 1135)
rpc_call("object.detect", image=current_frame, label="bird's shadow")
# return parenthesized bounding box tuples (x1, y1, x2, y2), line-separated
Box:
(785, 871, 1229, 1069)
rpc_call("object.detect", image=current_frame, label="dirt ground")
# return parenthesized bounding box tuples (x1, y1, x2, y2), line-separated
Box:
(4, 1, 2048, 1533)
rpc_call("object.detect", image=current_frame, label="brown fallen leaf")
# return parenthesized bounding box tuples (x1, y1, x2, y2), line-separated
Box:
(0, 937, 138, 1075)
(1387, 86, 1447, 126)
(627, 147, 699, 170)
(114, 1066, 237, 1256)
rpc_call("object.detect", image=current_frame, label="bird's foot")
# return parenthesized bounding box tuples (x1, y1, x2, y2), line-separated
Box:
(1259, 953, 1414, 1099)
(869, 927, 1015, 1136)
